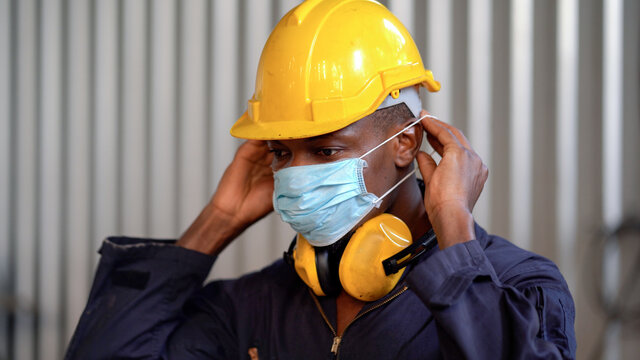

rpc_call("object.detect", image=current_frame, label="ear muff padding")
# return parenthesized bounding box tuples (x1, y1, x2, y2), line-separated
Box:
(315, 247, 342, 296)
(339, 213, 413, 302)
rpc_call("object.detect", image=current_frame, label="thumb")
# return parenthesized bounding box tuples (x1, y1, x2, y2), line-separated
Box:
(416, 151, 437, 185)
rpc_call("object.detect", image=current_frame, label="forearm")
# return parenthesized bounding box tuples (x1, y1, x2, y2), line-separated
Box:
(177, 202, 244, 256)
(429, 204, 475, 249)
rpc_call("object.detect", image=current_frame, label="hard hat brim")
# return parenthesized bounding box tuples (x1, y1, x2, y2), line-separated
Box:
(230, 77, 440, 140)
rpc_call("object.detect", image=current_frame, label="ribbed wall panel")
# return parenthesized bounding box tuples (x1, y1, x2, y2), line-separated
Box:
(1, 1, 638, 359)
(0, 0, 11, 357)
(14, 0, 38, 359)
(467, 0, 493, 229)
(148, 0, 178, 240)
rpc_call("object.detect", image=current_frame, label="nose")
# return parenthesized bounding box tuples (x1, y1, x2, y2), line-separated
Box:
(287, 152, 316, 168)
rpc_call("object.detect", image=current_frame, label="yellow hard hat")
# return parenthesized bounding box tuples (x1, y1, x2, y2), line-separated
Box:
(230, 0, 440, 140)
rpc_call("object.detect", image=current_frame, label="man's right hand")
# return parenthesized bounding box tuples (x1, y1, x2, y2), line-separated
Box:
(177, 140, 275, 256)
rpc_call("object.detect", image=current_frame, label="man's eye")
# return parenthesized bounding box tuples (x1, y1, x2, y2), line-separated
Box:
(319, 149, 338, 157)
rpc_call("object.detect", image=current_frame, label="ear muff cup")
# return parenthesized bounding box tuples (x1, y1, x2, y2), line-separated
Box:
(339, 213, 412, 301)
(290, 214, 413, 302)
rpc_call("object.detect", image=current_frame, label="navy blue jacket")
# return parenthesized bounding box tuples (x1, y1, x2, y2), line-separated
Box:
(65, 224, 576, 359)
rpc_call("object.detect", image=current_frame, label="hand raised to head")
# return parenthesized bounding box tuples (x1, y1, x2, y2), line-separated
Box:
(178, 140, 274, 255)
(416, 111, 488, 249)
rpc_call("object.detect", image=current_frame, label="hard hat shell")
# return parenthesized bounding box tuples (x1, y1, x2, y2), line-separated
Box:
(230, 0, 440, 140)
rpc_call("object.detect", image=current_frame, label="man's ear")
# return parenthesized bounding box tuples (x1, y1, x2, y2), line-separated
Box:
(393, 121, 423, 167)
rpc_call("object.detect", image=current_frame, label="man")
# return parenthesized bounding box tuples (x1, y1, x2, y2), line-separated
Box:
(66, 0, 576, 359)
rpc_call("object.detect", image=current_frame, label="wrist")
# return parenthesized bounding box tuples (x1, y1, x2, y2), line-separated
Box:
(177, 203, 243, 256)
(429, 204, 475, 249)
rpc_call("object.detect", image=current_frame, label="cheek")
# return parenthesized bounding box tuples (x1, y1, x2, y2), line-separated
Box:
(362, 151, 396, 194)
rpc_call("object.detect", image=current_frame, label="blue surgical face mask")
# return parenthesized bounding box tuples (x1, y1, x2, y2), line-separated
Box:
(272, 114, 432, 247)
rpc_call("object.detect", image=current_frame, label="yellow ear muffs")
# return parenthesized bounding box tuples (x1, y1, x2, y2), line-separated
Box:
(339, 214, 413, 302)
(291, 233, 326, 296)
(284, 213, 436, 301)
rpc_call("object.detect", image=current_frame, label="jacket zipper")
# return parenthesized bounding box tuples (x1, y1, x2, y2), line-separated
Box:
(310, 285, 410, 358)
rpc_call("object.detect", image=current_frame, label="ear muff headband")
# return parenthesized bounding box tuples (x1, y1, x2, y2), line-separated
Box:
(315, 247, 343, 296)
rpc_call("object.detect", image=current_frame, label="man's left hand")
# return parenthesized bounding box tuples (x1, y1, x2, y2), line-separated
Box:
(416, 111, 488, 249)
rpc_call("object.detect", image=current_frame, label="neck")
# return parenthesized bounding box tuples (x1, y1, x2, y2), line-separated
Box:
(386, 174, 431, 240)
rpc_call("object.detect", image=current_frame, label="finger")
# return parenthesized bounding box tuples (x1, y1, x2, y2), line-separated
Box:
(418, 110, 444, 156)
(426, 133, 444, 157)
(428, 116, 474, 151)
(245, 139, 270, 152)
(237, 140, 272, 164)
(418, 111, 464, 150)
(416, 150, 437, 186)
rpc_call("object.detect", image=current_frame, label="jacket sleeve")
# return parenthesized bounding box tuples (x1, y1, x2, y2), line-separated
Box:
(64, 236, 219, 359)
(406, 240, 577, 360)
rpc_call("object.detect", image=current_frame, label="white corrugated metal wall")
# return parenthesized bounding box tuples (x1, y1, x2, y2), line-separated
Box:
(0, 0, 638, 359)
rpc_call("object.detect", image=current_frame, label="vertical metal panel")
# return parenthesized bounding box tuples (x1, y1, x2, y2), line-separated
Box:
(602, 0, 624, 358)
(426, 0, 452, 122)
(467, 0, 493, 228)
(210, 0, 240, 190)
(14, 0, 38, 358)
(602, 0, 624, 231)
(621, 2, 640, 356)
(621, 0, 640, 216)
(412, 0, 427, 87)
(149, 0, 178, 238)
(92, 0, 120, 256)
(38, 0, 64, 357)
(509, 0, 533, 249)
(178, 0, 208, 232)
(450, 0, 469, 133)
(530, 0, 557, 259)
(65, 0, 92, 345)
(555, 0, 579, 292)
(0, 0, 12, 354)
(241, 0, 270, 103)
(622, 0, 640, 216)
(574, 0, 604, 356)
(121, 0, 148, 237)
(488, 0, 511, 238)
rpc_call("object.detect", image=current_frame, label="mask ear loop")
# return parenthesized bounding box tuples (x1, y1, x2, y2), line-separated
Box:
(358, 113, 440, 207)
(373, 169, 417, 207)
(358, 113, 439, 160)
